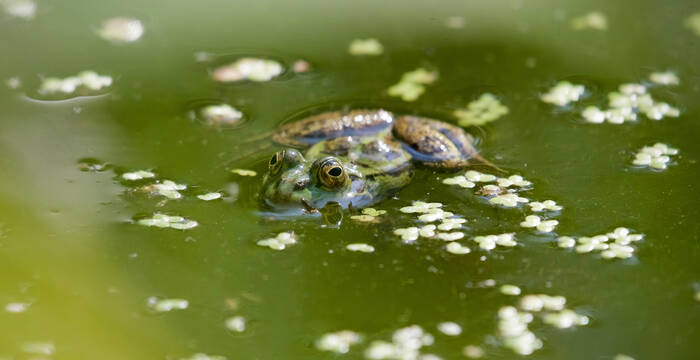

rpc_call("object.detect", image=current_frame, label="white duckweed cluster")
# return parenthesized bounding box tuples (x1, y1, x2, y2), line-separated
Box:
(437, 322, 462, 336)
(225, 316, 246, 332)
(500, 284, 522, 296)
(614, 355, 635, 360)
(230, 168, 257, 176)
(648, 71, 679, 86)
(396, 202, 467, 243)
(137, 213, 198, 230)
(122, 170, 155, 180)
(348, 38, 384, 55)
(454, 93, 509, 127)
(197, 192, 222, 201)
(442, 175, 475, 188)
(5, 302, 29, 313)
(559, 227, 643, 259)
(200, 104, 243, 126)
(180, 354, 226, 360)
(520, 215, 558, 233)
(98, 17, 144, 43)
(146, 180, 187, 199)
(445, 242, 470, 254)
(489, 193, 529, 208)
(147, 297, 189, 312)
(316, 330, 362, 354)
(39, 71, 112, 95)
(540, 82, 585, 106)
(256, 232, 296, 250)
(528, 200, 562, 212)
(211, 58, 283, 83)
(542, 309, 590, 329)
(582, 81, 680, 124)
(364, 325, 435, 360)
(351, 208, 387, 222)
(346, 243, 375, 253)
(388, 68, 438, 102)
(462, 345, 484, 358)
(473, 233, 517, 251)
(497, 306, 542, 355)
(437, 217, 466, 231)
(632, 143, 679, 170)
(496, 175, 532, 188)
(465, 170, 497, 182)
(570, 11, 608, 30)
(2, 0, 35, 19)
(21, 341, 55, 356)
(685, 13, 700, 36)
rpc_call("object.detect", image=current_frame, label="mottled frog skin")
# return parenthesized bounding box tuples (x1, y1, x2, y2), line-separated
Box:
(262, 109, 481, 211)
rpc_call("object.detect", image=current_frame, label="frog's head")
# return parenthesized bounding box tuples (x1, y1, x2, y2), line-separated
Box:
(261, 149, 355, 211)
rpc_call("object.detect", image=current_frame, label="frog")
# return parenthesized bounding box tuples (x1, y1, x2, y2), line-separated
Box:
(261, 109, 486, 212)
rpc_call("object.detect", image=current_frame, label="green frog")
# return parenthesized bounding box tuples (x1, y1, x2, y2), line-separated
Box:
(261, 109, 485, 212)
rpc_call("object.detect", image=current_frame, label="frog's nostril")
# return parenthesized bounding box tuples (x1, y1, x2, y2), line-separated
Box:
(294, 180, 309, 191)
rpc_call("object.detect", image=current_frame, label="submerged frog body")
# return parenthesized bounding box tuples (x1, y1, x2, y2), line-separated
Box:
(262, 109, 482, 211)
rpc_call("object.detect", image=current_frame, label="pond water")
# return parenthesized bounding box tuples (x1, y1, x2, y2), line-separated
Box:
(0, 0, 699, 359)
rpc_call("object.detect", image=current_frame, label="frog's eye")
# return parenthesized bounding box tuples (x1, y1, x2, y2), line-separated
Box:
(314, 157, 348, 189)
(269, 152, 283, 173)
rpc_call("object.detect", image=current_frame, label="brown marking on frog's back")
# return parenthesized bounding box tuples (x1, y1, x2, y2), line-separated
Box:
(273, 109, 395, 147)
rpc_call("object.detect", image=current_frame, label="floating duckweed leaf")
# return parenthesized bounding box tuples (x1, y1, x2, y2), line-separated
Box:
(563, 227, 643, 259)
(350, 214, 378, 222)
(489, 193, 529, 207)
(542, 309, 589, 328)
(400, 201, 442, 214)
(180, 354, 226, 360)
(256, 231, 296, 250)
(292, 59, 311, 73)
(363, 208, 386, 216)
(147, 297, 188, 312)
(570, 11, 607, 30)
(442, 175, 475, 188)
(582, 80, 680, 124)
(348, 38, 384, 55)
(230, 169, 257, 176)
(632, 143, 678, 170)
(528, 200, 562, 212)
(473, 233, 517, 250)
(462, 345, 484, 359)
(364, 325, 434, 360)
(465, 170, 496, 182)
(500, 285, 522, 296)
(98, 17, 144, 43)
(2, 0, 35, 20)
(436, 231, 464, 241)
(316, 330, 362, 354)
(144, 180, 187, 199)
(648, 71, 679, 86)
(520, 215, 558, 232)
(388, 68, 438, 102)
(437, 217, 466, 231)
(39, 71, 112, 95)
(346, 243, 375, 253)
(394, 227, 419, 242)
(418, 224, 437, 238)
(437, 322, 462, 336)
(197, 192, 222, 201)
(445, 242, 470, 254)
(614, 355, 635, 360)
(684, 13, 700, 36)
(454, 93, 508, 126)
(138, 213, 198, 230)
(225, 316, 246, 332)
(211, 58, 283, 83)
(418, 209, 454, 222)
(5, 302, 29, 313)
(21, 341, 54, 355)
(122, 170, 155, 180)
(519, 294, 566, 312)
(540, 82, 585, 106)
(496, 175, 531, 188)
(497, 306, 542, 355)
(199, 104, 243, 126)
(556, 236, 576, 248)
(445, 16, 465, 29)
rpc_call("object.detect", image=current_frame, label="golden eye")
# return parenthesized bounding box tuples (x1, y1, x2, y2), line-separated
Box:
(269, 152, 283, 173)
(314, 157, 347, 189)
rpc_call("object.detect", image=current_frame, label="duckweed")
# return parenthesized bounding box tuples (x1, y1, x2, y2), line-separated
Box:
(364, 325, 434, 360)
(2, 0, 35, 20)
(393, 227, 419, 242)
(39, 71, 112, 95)
(436, 231, 464, 241)
(21, 342, 54, 355)
(436, 322, 461, 336)
(540, 82, 585, 106)
(684, 13, 700, 36)
(316, 330, 362, 354)
(465, 170, 497, 182)
(147, 297, 189, 312)
(496, 175, 532, 188)
(445, 242, 470, 254)
(442, 175, 475, 188)
(454, 93, 508, 126)
(497, 306, 542, 355)
(437, 217, 466, 231)
(388, 68, 438, 102)
(614, 355, 635, 360)
(570, 12, 608, 30)
(180, 354, 226, 360)
(542, 309, 589, 328)
(473, 233, 517, 251)
(122, 170, 155, 180)
(528, 200, 562, 212)
(520, 215, 558, 233)
(197, 192, 222, 201)
(256, 231, 296, 250)
(632, 143, 678, 170)
(346, 243, 375, 253)
(211, 58, 283, 83)
(399, 201, 442, 214)
(348, 38, 384, 55)
(462, 345, 484, 358)
(489, 193, 529, 208)
(98, 17, 144, 43)
(5, 302, 29, 313)
(417, 209, 454, 222)
(199, 104, 243, 126)
(582, 81, 680, 124)
(144, 180, 187, 199)
(648, 71, 679, 86)
(137, 213, 198, 230)
(500, 285, 522, 296)
(225, 316, 246, 332)
(562, 227, 643, 260)
(230, 169, 257, 176)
